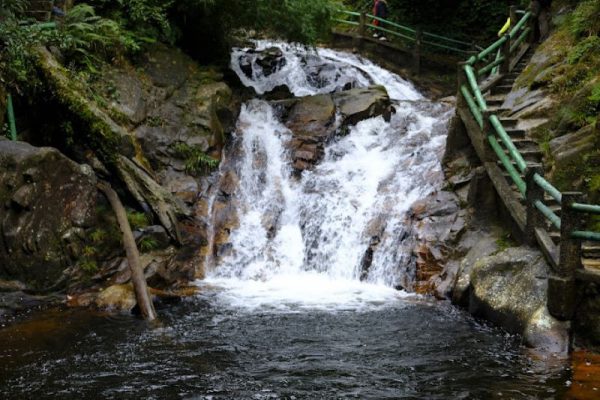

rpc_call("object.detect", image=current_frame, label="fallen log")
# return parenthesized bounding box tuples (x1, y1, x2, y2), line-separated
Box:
(98, 181, 157, 321)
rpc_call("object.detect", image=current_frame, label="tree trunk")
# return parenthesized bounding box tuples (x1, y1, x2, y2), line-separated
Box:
(98, 181, 158, 321)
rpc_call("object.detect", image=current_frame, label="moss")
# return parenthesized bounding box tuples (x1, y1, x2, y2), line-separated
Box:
(494, 231, 518, 254)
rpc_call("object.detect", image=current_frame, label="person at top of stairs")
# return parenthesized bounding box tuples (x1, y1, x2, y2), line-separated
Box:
(371, 0, 389, 41)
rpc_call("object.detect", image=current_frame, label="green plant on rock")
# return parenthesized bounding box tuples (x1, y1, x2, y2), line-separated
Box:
(495, 232, 517, 253)
(139, 237, 159, 252)
(89, 228, 108, 244)
(82, 245, 98, 257)
(173, 142, 219, 175)
(80, 259, 99, 273)
(58, 4, 142, 72)
(127, 210, 150, 230)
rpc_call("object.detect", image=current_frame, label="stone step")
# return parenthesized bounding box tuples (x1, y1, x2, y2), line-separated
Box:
(491, 85, 514, 95)
(499, 117, 518, 128)
(582, 258, 600, 269)
(505, 128, 526, 138)
(486, 98, 505, 108)
(487, 106, 510, 114)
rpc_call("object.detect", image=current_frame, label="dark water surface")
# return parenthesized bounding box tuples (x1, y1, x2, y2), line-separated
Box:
(0, 293, 570, 399)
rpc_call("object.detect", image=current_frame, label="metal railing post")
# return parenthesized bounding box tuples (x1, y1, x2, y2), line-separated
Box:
(6, 94, 17, 141)
(548, 192, 583, 320)
(525, 167, 544, 245)
(500, 34, 511, 73)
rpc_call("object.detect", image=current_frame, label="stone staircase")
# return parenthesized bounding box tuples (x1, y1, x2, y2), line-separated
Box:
(481, 47, 600, 276)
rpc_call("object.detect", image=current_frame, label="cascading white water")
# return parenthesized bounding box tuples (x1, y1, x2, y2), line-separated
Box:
(203, 41, 452, 310)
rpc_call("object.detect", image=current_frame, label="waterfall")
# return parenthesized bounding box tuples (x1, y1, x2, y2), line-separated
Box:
(202, 41, 452, 310)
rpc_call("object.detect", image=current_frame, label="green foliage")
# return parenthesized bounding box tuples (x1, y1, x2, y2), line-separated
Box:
(0, 0, 28, 19)
(57, 4, 142, 71)
(569, 0, 600, 38)
(173, 142, 219, 175)
(82, 245, 98, 257)
(567, 35, 600, 64)
(495, 232, 517, 252)
(89, 228, 108, 243)
(139, 237, 159, 252)
(127, 210, 150, 230)
(80, 259, 99, 273)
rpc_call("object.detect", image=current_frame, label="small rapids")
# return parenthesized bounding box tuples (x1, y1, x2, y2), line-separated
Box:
(204, 41, 450, 310)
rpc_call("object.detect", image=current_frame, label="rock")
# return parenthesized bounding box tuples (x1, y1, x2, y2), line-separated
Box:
(550, 124, 596, 176)
(451, 230, 499, 306)
(0, 141, 97, 291)
(466, 247, 569, 353)
(255, 46, 287, 76)
(0, 280, 28, 292)
(105, 69, 148, 125)
(286, 94, 336, 138)
(95, 284, 136, 312)
(282, 94, 335, 172)
(524, 306, 570, 354)
(333, 85, 391, 126)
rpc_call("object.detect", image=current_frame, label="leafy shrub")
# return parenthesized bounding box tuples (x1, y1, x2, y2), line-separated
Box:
(127, 210, 150, 230)
(139, 237, 159, 252)
(173, 142, 219, 175)
(569, 0, 600, 38)
(567, 35, 600, 64)
(58, 4, 142, 71)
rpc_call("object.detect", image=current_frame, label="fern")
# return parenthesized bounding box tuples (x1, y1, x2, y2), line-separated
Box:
(173, 142, 219, 175)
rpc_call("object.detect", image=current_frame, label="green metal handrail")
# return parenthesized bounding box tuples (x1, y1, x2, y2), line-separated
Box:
(489, 114, 527, 172)
(464, 65, 487, 111)
(488, 135, 527, 196)
(508, 11, 531, 38)
(535, 200, 562, 229)
(478, 55, 505, 77)
(460, 85, 484, 128)
(366, 13, 416, 34)
(334, 19, 360, 26)
(6, 94, 17, 141)
(572, 203, 600, 214)
(333, 9, 474, 56)
(422, 31, 473, 48)
(468, 35, 508, 65)
(366, 23, 414, 41)
(510, 27, 530, 53)
(533, 173, 562, 203)
(572, 231, 600, 241)
(458, 8, 600, 250)
(422, 39, 472, 54)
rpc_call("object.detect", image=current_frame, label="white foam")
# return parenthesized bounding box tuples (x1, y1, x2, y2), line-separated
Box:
(206, 43, 451, 311)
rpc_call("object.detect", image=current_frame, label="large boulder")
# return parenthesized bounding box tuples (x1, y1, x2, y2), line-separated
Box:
(465, 247, 569, 353)
(275, 86, 392, 172)
(332, 85, 392, 126)
(0, 140, 97, 291)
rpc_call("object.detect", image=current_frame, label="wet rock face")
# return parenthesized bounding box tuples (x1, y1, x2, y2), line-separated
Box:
(0, 140, 97, 291)
(464, 247, 569, 354)
(274, 85, 392, 172)
(239, 47, 287, 78)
